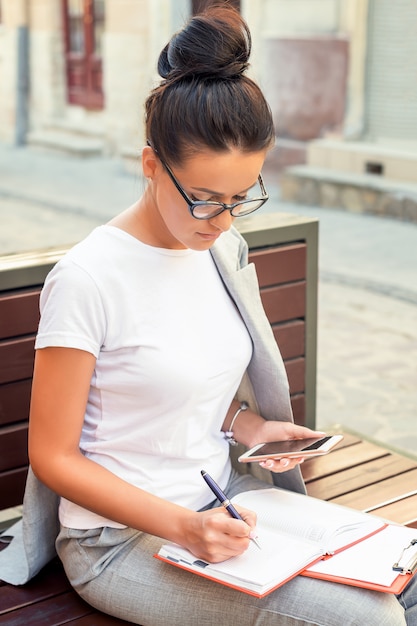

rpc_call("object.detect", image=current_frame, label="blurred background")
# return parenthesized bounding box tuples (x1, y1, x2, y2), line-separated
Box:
(0, 0, 416, 457)
(2, 0, 417, 188)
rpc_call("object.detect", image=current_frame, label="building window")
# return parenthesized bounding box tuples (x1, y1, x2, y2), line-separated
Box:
(62, 0, 105, 110)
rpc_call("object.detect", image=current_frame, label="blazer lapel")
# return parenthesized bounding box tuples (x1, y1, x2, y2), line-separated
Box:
(210, 232, 293, 424)
(211, 231, 306, 495)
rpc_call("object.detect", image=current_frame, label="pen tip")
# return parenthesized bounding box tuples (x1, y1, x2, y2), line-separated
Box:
(201, 470, 206, 476)
(252, 539, 262, 550)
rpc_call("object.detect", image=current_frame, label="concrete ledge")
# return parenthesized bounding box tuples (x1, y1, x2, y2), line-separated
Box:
(281, 165, 417, 222)
(27, 130, 104, 158)
(308, 139, 417, 183)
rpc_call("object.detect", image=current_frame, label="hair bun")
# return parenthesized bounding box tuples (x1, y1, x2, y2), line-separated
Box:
(157, 7, 251, 81)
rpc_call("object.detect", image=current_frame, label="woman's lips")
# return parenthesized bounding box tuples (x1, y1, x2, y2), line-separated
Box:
(197, 232, 220, 241)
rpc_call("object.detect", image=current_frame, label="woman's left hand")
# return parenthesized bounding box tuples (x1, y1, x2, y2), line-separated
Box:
(259, 456, 304, 472)
(255, 421, 326, 474)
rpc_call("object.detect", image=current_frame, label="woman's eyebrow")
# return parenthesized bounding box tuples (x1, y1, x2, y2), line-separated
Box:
(191, 181, 257, 195)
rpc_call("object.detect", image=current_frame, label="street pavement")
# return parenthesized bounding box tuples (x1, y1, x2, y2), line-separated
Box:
(1, 143, 416, 460)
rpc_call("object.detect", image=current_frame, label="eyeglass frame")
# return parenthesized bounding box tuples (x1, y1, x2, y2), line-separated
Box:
(147, 142, 269, 220)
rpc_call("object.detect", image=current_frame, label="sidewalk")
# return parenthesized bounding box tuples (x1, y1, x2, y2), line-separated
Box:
(264, 194, 417, 458)
(1, 144, 416, 459)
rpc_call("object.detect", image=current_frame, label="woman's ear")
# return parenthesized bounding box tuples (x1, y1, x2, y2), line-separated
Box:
(142, 144, 159, 179)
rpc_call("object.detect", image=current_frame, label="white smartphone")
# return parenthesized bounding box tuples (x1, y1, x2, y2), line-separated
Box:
(238, 434, 344, 463)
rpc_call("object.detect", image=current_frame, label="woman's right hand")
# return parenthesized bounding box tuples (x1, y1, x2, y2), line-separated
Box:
(182, 505, 257, 563)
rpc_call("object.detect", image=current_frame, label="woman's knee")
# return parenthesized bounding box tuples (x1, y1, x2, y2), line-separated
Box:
(268, 577, 406, 626)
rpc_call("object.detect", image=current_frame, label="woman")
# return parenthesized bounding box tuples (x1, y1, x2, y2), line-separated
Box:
(25, 6, 416, 625)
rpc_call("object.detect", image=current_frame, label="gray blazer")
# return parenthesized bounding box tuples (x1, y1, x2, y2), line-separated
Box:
(0, 226, 305, 585)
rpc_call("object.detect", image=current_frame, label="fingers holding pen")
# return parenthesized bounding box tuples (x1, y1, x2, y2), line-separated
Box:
(184, 507, 256, 563)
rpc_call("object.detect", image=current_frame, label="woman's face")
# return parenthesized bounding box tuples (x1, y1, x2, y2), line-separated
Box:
(142, 147, 267, 250)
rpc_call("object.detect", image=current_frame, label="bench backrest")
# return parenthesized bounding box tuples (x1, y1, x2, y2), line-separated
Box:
(0, 286, 40, 508)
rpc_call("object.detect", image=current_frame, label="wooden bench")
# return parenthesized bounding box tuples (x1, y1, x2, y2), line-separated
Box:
(1, 213, 416, 624)
(303, 431, 417, 529)
(2, 434, 416, 625)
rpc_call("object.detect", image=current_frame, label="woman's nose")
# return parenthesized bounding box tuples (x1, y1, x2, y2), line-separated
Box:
(208, 208, 235, 232)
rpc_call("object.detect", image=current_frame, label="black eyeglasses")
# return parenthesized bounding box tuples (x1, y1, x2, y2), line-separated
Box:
(149, 144, 269, 220)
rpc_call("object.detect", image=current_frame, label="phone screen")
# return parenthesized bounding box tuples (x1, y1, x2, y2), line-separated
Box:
(246, 436, 333, 458)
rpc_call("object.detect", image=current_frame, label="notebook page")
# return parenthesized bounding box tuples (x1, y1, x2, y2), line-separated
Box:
(158, 526, 323, 592)
(232, 488, 385, 552)
(208, 526, 322, 586)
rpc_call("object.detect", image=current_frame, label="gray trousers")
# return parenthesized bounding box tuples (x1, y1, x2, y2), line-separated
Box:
(56, 471, 416, 626)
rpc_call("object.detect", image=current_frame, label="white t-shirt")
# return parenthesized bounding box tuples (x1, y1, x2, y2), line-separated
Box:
(36, 226, 252, 529)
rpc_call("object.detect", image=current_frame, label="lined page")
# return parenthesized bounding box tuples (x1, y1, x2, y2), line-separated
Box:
(232, 488, 385, 552)
(208, 527, 322, 586)
(158, 526, 323, 593)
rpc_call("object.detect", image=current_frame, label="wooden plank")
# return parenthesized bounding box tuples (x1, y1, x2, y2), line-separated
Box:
(0, 423, 28, 471)
(0, 558, 136, 625)
(273, 320, 305, 359)
(285, 357, 305, 395)
(0, 590, 92, 625)
(0, 288, 40, 339)
(66, 614, 136, 625)
(302, 440, 391, 484)
(0, 379, 31, 426)
(260, 282, 306, 324)
(0, 337, 35, 385)
(366, 494, 417, 526)
(290, 394, 305, 426)
(0, 559, 70, 613)
(307, 460, 417, 503)
(0, 558, 135, 625)
(0, 466, 28, 509)
(331, 469, 417, 511)
(324, 432, 362, 449)
(303, 448, 416, 484)
(249, 243, 306, 287)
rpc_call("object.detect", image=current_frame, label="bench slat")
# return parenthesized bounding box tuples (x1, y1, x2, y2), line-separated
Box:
(273, 320, 305, 360)
(303, 442, 415, 481)
(66, 614, 136, 625)
(0, 557, 135, 625)
(307, 464, 417, 507)
(330, 469, 417, 511)
(290, 394, 305, 425)
(0, 558, 69, 612)
(366, 494, 417, 527)
(302, 440, 391, 485)
(0, 338, 35, 385)
(285, 357, 305, 395)
(0, 423, 28, 471)
(0, 379, 32, 427)
(249, 243, 306, 286)
(0, 289, 40, 339)
(0, 590, 91, 625)
(0, 466, 28, 509)
(260, 282, 306, 324)
(305, 457, 417, 501)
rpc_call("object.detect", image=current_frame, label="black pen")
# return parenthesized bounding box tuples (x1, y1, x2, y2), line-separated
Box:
(201, 470, 261, 549)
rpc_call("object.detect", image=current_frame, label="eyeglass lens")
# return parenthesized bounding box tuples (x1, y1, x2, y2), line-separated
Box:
(192, 199, 265, 219)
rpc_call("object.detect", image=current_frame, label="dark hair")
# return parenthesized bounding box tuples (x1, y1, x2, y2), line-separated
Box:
(145, 6, 275, 166)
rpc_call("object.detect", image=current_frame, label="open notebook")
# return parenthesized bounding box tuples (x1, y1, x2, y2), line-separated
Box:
(155, 488, 389, 597)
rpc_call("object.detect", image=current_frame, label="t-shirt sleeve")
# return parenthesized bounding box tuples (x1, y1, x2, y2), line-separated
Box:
(35, 260, 106, 358)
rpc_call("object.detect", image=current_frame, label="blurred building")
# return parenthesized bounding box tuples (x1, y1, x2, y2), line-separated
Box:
(0, 0, 184, 160)
(0, 0, 416, 220)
